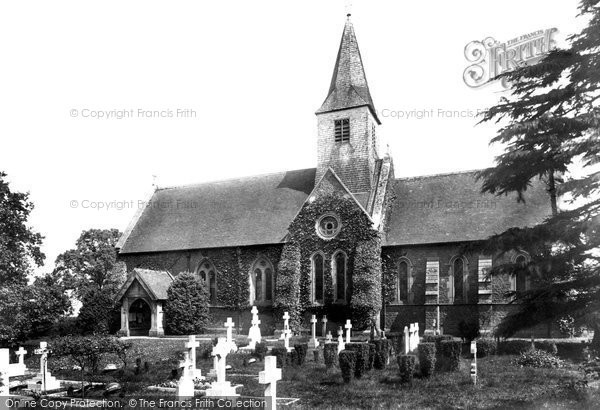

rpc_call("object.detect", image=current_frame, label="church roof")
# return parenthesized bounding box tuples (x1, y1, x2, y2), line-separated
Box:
(118, 168, 316, 254)
(316, 18, 380, 124)
(115, 268, 174, 301)
(384, 170, 552, 246)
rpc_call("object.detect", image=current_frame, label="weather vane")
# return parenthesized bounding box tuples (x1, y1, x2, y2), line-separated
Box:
(345, 0, 352, 17)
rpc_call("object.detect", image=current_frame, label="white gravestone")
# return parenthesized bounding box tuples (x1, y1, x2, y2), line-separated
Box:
(0, 349, 9, 396)
(414, 323, 420, 350)
(28, 342, 60, 392)
(310, 315, 319, 348)
(403, 326, 410, 354)
(337, 327, 345, 355)
(279, 312, 292, 352)
(248, 306, 262, 349)
(259, 356, 282, 410)
(344, 320, 352, 344)
(470, 341, 477, 385)
(325, 331, 333, 343)
(15, 347, 27, 375)
(177, 351, 196, 399)
(224, 318, 238, 353)
(321, 315, 328, 337)
(185, 335, 204, 380)
(205, 338, 239, 397)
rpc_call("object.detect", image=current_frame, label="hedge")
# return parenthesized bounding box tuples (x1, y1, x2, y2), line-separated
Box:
(294, 343, 308, 366)
(324, 343, 338, 369)
(475, 338, 497, 357)
(398, 355, 417, 384)
(368, 343, 376, 371)
(373, 339, 390, 370)
(418, 343, 436, 377)
(497, 340, 532, 355)
(439, 340, 462, 372)
(253, 342, 268, 361)
(271, 346, 288, 369)
(345, 343, 370, 378)
(339, 350, 357, 383)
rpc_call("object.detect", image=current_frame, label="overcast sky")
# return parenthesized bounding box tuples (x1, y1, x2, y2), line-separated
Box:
(0, 0, 584, 275)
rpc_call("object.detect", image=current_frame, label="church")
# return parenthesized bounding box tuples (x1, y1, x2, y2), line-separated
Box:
(114, 14, 550, 337)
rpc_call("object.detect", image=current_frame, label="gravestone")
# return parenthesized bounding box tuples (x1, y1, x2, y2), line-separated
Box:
(185, 335, 204, 380)
(248, 306, 262, 349)
(403, 326, 410, 354)
(279, 312, 292, 352)
(205, 338, 239, 397)
(177, 351, 196, 399)
(321, 315, 328, 337)
(0, 349, 9, 396)
(28, 342, 60, 392)
(258, 356, 281, 410)
(14, 347, 27, 375)
(309, 315, 319, 348)
(325, 331, 333, 343)
(337, 327, 345, 355)
(344, 320, 352, 344)
(224, 318, 238, 353)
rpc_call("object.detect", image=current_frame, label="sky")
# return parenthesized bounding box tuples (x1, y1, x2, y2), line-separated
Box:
(0, 0, 585, 275)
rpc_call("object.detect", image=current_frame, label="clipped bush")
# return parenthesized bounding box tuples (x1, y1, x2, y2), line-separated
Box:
(514, 348, 564, 368)
(535, 340, 558, 356)
(345, 343, 370, 378)
(287, 349, 299, 367)
(418, 343, 436, 377)
(368, 343, 376, 371)
(439, 340, 461, 372)
(324, 343, 338, 369)
(373, 339, 390, 370)
(274, 245, 302, 332)
(497, 339, 532, 355)
(398, 355, 417, 384)
(294, 343, 308, 366)
(339, 350, 357, 383)
(555, 340, 590, 361)
(253, 342, 268, 361)
(474, 338, 497, 357)
(271, 346, 288, 369)
(313, 350, 320, 363)
(351, 238, 382, 329)
(164, 272, 210, 335)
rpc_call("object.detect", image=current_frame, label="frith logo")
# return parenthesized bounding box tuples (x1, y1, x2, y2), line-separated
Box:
(463, 28, 558, 88)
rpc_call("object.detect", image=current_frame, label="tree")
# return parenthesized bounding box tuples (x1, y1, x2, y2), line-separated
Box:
(274, 244, 302, 332)
(164, 272, 210, 335)
(0, 171, 44, 286)
(473, 0, 600, 346)
(77, 289, 119, 334)
(351, 238, 383, 331)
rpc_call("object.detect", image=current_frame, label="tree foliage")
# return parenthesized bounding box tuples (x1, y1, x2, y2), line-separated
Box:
(164, 272, 210, 335)
(274, 244, 302, 332)
(351, 238, 382, 330)
(0, 171, 44, 286)
(473, 0, 600, 344)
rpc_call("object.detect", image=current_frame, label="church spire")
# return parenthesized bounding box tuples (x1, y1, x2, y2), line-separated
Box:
(316, 14, 380, 124)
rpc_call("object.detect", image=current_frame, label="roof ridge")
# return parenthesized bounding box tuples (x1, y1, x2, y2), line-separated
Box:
(395, 168, 484, 181)
(156, 167, 317, 191)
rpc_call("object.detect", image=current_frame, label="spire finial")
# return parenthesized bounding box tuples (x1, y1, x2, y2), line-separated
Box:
(345, 0, 352, 18)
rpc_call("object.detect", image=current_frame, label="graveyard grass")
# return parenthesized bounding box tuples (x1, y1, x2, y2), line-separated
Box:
(31, 336, 600, 409)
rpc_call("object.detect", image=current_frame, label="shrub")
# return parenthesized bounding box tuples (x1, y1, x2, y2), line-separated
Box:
(198, 342, 213, 360)
(77, 290, 116, 334)
(423, 334, 453, 356)
(351, 238, 382, 329)
(398, 355, 417, 384)
(536, 340, 558, 356)
(439, 340, 461, 372)
(339, 350, 357, 384)
(287, 349, 299, 366)
(274, 245, 302, 332)
(271, 347, 288, 369)
(498, 339, 532, 355)
(313, 350, 320, 363)
(418, 343, 436, 377)
(294, 343, 308, 366)
(368, 343, 376, 371)
(324, 343, 338, 369)
(554, 340, 590, 361)
(164, 272, 210, 335)
(514, 348, 564, 368)
(373, 339, 390, 370)
(344, 343, 370, 378)
(458, 320, 480, 342)
(474, 338, 497, 357)
(253, 342, 268, 361)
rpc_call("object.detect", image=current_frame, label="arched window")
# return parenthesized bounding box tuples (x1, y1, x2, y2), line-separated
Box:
(251, 258, 274, 304)
(449, 256, 468, 303)
(196, 260, 217, 304)
(512, 254, 530, 292)
(399, 260, 409, 303)
(332, 251, 347, 302)
(312, 253, 325, 303)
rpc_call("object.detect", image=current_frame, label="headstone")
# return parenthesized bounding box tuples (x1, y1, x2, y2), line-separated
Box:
(185, 335, 204, 379)
(470, 341, 478, 385)
(325, 331, 333, 343)
(248, 306, 262, 349)
(177, 351, 195, 399)
(310, 315, 319, 348)
(27, 342, 60, 392)
(279, 312, 292, 352)
(205, 338, 239, 397)
(0, 349, 9, 396)
(258, 356, 281, 410)
(337, 327, 345, 355)
(403, 326, 410, 354)
(414, 323, 420, 349)
(15, 347, 27, 371)
(321, 315, 328, 337)
(224, 318, 238, 353)
(344, 320, 352, 344)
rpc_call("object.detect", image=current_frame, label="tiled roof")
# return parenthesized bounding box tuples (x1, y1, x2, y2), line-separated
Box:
(115, 268, 174, 301)
(383, 170, 552, 246)
(119, 168, 316, 253)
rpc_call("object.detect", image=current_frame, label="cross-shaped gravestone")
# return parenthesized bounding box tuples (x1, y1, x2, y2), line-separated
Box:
(224, 318, 238, 353)
(321, 315, 328, 337)
(310, 315, 319, 348)
(403, 325, 410, 354)
(337, 327, 345, 354)
(185, 335, 204, 379)
(279, 312, 292, 352)
(205, 338, 239, 397)
(35, 342, 49, 376)
(16, 347, 27, 367)
(414, 323, 420, 349)
(177, 351, 195, 399)
(248, 306, 262, 349)
(28, 341, 60, 392)
(0, 349, 9, 396)
(326, 331, 333, 343)
(282, 312, 290, 331)
(259, 355, 281, 410)
(344, 320, 352, 344)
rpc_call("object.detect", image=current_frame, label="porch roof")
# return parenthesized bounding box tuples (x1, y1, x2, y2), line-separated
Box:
(115, 268, 174, 302)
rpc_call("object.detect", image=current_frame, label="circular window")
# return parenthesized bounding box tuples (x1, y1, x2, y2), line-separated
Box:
(316, 214, 341, 239)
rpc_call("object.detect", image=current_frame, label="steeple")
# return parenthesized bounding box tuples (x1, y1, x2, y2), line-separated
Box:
(316, 16, 380, 124)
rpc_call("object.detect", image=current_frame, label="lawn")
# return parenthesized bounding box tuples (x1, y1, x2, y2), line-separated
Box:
(20, 336, 600, 409)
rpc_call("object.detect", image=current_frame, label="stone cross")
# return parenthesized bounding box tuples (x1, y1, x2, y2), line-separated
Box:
(280, 312, 292, 352)
(344, 320, 352, 344)
(205, 338, 239, 397)
(224, 317, 238, 353)
(337, 327, 345, 354)
(29, 341, 60, 392)
(326, 331, 332, 343)
(282, 312, 290, 331)
(0, 349, 9, 396)
(177, 351, 195, 399)
(321, 315, 328, 337)
(310, 315, 319, 348)
(248, 306, 262, 349)
(185, 335, 203, 379)
(414, 323, 420, 349)
(16, 347, 27, 367)
(404, 326, 410, 354)
(35, 342, 50, 376)
(259, 356, 282, 410)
